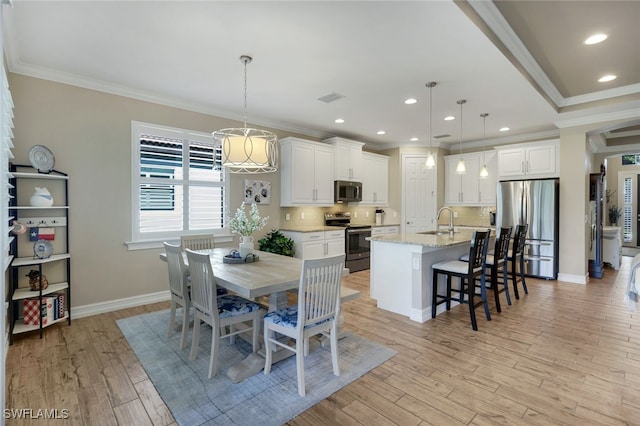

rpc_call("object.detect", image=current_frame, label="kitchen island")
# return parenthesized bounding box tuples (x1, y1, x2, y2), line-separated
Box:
(369, 229, 490, 323)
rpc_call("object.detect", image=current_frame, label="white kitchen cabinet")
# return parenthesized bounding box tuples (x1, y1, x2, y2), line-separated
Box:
(360, 151, 389, 206)
(325, 137, 364, 181)
(496, 140, 559, 179)
(280, 137, 335, 206)
(281, 229, 346, 259)
(444, 151, 497, 206)
(477, 151, 497, 205)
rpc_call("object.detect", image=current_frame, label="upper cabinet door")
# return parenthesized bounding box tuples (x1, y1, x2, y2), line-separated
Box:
(325, 137, 364, 181)
(497, 140, 559, 180)
(313, 145, 335, 204)
(478, 151, 497, 204)
(360, 152, 389, 206)
(280, 137, 335, 207)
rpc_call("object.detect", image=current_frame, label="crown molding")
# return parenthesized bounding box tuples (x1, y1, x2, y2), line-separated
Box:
(5, 58, 330, 140)
(466, 0, 564, 107)
(560, 84, 640, 108)
(555, 101, 640, 129)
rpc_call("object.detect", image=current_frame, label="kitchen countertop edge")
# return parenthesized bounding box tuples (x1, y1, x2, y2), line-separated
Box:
(369, 229, 480, 248)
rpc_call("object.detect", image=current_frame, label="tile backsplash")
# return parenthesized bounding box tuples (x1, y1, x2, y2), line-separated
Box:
(437, 206, 495, 227)
(279, 205, 492, 228)
(280, 206, 399, 227)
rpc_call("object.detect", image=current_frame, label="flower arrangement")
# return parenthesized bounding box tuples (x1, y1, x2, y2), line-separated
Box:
(228, 202, 269, 236)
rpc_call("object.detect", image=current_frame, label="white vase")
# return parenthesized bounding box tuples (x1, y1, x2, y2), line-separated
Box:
(30, 187, 54, 207)
(239, 235, 254, 258)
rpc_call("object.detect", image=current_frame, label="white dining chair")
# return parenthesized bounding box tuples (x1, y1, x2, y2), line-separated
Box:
(263, 254, 344, 397)
(185, 249, 262, 378)
(181, 234, 216, 251)
(164, 242, 191, 350)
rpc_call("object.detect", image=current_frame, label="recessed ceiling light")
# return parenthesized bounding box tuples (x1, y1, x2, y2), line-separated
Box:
(584, 33, 608, 45)
(334, 118, 345, 124)
(377, 130, 386, 135)
(499, 127, 510, 132)
(404, 98, 418, 105)
(410, 137, 419, 142)
(598, 74, 617, 82)
(444, 116, 455, 121)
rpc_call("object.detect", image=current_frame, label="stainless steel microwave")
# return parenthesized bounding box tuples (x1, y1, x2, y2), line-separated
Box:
(334, 180, 362, 203)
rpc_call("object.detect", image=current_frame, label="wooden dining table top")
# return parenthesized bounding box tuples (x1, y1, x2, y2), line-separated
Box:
(160, 248, 303, 300)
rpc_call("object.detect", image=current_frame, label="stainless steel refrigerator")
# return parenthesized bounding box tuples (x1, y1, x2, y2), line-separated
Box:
(496, 178, 559, 279)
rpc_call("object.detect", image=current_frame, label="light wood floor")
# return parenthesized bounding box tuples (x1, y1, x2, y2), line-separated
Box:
(6, 258, 640, 425)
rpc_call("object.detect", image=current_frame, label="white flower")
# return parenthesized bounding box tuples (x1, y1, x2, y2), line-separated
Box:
(228, 202, 269, 236)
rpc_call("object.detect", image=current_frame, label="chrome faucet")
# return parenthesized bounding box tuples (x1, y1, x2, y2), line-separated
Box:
(436, 206, 455, 232)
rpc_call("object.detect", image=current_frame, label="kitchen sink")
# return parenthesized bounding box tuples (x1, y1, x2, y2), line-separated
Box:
(418, 230, 458, 236)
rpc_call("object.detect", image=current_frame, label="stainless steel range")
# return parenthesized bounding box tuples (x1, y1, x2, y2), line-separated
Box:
(325, 212, 371, 272)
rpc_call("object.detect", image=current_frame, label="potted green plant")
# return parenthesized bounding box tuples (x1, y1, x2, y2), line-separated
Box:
(609, 205, 622, 225)
(258, 229, 295, 257)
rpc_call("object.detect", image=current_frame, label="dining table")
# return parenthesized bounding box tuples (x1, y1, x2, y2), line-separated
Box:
(159, 247, 359, 382)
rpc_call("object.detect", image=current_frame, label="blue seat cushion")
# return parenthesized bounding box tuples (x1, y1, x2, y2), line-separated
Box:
(264, 306, 332, 329)
(217, 295, 260, 319)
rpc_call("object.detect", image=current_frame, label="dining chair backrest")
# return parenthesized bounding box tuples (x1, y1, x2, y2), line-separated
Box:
(513, 224, 528, 255)
(164, 242, 188, 299)
(181, 234, 215, 251)
(297, 254, 345, 332)
(468, 229, 491, 272)
(185, 249, 218, 323)
(495, 227, 513, 262)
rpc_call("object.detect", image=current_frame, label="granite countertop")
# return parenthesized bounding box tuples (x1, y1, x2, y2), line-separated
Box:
(278, 225, 345, 233)
(368, 229, 481, 248)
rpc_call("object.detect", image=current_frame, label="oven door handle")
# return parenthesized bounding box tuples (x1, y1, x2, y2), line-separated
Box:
(346, 228, 372, 234)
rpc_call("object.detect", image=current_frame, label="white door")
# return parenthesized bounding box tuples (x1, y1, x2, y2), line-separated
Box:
(402, 155, 436, 233)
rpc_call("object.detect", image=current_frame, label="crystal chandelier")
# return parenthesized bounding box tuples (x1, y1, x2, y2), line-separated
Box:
(455, 99, 466, 174)
(424, 82, 436, 169)
(213, 55, 278, 173)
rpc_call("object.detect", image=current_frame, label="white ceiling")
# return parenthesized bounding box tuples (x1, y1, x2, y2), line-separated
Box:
(2, 1, 639, 151)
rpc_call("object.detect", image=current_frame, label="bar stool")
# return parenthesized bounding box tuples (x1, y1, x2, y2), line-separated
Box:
(432, 230, 491, 331)
(486, 227, 513, 312)
(509, 224, 529, 299)
(460, 226, 513, 313)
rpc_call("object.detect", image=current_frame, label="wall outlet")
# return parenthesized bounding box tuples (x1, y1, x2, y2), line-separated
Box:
(354, 212, 358, 218)
(285, 213, 291, 221)
(453, 212, 458, 218)
(300, 212, 305, 220)
(393, 212, 397, 217)
(365, 211, 369, 217)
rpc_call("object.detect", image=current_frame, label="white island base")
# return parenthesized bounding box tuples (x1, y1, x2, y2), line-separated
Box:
(370, 232, 477, 323)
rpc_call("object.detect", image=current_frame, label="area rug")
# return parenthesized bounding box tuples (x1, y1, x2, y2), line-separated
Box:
(117, 309, 396, 426)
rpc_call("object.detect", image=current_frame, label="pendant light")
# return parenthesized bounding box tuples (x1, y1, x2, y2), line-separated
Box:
(213, 55, 278, 173)
(479, 113, 489, 178)
(455, 99, 467, 174)
(424, 82, 436, 169)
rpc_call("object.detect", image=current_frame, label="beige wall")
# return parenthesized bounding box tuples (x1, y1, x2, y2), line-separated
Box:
(8, 73, 313, 308)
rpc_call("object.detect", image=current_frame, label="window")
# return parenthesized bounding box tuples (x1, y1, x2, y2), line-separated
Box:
(622, 154, 640, 165)
(130, 121, 227, 247)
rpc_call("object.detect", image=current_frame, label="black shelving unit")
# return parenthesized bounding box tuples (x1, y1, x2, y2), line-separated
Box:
(8, 164, 71, 343)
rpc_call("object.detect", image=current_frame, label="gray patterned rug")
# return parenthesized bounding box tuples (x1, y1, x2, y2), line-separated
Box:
(117, 309, 396, 425)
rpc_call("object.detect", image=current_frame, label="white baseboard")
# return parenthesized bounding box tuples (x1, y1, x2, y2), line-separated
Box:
(557, 272, 588, 285)
(71, 290, 171, 319)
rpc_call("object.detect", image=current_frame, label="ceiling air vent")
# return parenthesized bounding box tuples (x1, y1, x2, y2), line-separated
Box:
(317, 92, 345, 103)
(434, 134, 451, 139)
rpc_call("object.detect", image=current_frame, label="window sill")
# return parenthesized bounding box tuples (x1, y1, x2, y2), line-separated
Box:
(125, 234, 234, 251)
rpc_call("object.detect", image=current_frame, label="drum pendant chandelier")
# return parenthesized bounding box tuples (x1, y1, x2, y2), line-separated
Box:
(213, 55, 278, 173)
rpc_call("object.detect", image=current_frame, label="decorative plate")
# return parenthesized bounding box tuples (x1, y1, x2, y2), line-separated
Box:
(33, 239, 53, 259)
(28, 145, 55, 173)
(11, 220, 27, 235)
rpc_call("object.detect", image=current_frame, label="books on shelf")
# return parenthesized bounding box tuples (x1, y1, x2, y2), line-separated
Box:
(22, 292, 66, 325)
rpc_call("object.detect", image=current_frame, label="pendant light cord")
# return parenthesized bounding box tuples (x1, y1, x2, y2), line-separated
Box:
(240, 55, 252, 130)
